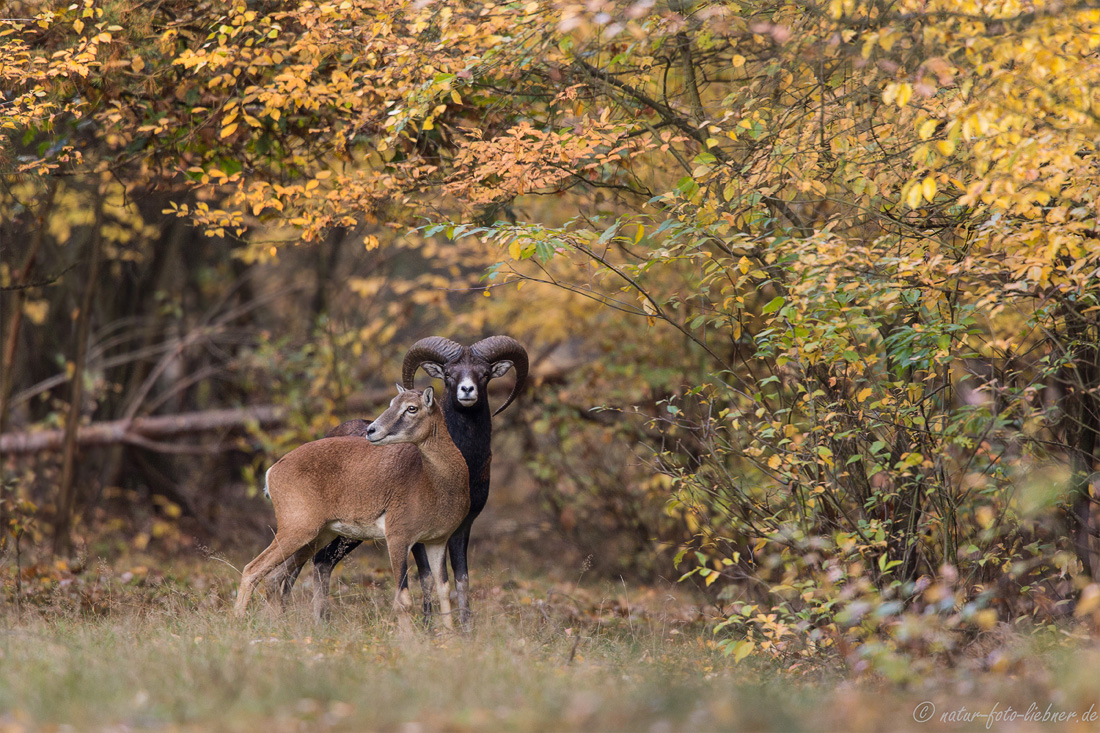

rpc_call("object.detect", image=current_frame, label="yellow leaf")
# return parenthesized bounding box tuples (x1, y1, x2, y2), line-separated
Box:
(895, 83, 912, 107)
(733, 640, 755, 662)
(451, 90, 462, 105)
(767, 454, 782, 470)
(905, 182, 922, 208)
(220, 122, 238, 138)
(918, 119, 937, 140)
(73, 18, 84, 33)
(738, 256, 751, 274)
(422, 117, 435, 131)
(857, 387, 873, 402)
(1076, 584, 1100, 617)
(131, 55, 145, 73)
(705, 570, 720, 586)
(634, 225, 644, 244)
(23, 300, 49, 325)
(974, 609, 997, 631)
(508, 240, 523, 260)
(270, 109, 281, 121)
(921, 176, 937, 201)
(732, 54, 746, 68)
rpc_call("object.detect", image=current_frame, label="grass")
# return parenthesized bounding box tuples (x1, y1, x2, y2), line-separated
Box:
(3, 553, 1100, 731)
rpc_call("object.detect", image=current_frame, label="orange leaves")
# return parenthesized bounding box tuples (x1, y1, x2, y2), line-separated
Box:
(137, 0, 561, 240)
(446, 117, 658, 205)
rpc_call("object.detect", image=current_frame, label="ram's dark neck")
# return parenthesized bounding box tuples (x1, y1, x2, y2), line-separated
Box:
(441, 397, 493, 486)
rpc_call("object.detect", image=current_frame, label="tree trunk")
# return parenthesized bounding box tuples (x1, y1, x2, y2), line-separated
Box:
(52, 194, 105, 558)
(1063, 309, 1099, 579)
(0, 181, 57, 435)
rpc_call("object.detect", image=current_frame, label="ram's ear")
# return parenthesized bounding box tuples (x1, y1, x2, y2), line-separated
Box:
(395, 383, 407, 394)
(422, 362, 446, 380)
(489, 360, 513, 379)
(422, 386, 435, 409)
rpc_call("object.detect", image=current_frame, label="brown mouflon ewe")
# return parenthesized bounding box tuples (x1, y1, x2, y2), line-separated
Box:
(234, 386, 470, 630)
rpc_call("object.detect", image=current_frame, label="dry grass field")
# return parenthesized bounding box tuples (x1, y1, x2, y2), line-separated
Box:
(3, 550, 1100, 732)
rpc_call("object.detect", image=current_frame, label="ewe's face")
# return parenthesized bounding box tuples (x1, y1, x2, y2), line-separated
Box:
(366, 387, 435, 444)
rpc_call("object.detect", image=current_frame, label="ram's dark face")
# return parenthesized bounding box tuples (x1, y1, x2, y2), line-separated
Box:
(403, 336, 528, 416)
(422, 353, 513, 409)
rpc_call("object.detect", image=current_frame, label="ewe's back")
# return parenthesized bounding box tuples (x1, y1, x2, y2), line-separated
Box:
(267, 437, 422, 518)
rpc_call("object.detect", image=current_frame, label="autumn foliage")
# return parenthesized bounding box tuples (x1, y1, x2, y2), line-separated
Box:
(6, 0, 1100, 673)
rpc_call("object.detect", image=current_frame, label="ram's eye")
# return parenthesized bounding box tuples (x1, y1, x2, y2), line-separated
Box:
(406, 406, 418, 413)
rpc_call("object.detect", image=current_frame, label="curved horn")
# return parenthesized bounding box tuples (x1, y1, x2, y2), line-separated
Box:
(470, 335, 529, 415)
(402, 336, 464, 388)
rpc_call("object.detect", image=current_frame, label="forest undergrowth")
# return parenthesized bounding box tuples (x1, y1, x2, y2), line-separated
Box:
(3, 545, 1099, 732)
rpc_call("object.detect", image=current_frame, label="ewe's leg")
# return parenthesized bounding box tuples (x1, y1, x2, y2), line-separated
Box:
(387, 541, 415, 636)
(266, 553, 308, 612)
(265, 557, 302, 611)
(311, 537, 362, 622)
(424, 542, 453, 630)
(235, 527, 321, 617)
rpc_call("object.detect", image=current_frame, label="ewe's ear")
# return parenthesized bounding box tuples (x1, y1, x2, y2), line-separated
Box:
(395, 383, 407, 394)
(422, 386, 435, 408)
(422, 362, 445, 380)
(489, 360, 513, 379)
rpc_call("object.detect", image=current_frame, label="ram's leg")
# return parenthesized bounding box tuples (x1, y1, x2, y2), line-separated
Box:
(448, 523, 473, 630)
(310, 536, 363, 622)
(423, 542, 453, 630)
(411, 543, 433, 623)
(235, 526, 322, 618)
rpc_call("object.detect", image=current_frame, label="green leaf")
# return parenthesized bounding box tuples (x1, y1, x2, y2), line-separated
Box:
(761, 296, 785, 314)
(597, 222, 620, 245)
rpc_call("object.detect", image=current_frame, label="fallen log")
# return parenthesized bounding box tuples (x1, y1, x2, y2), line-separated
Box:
(0, 405, 289, 455)
(0, 348, 569, 457)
